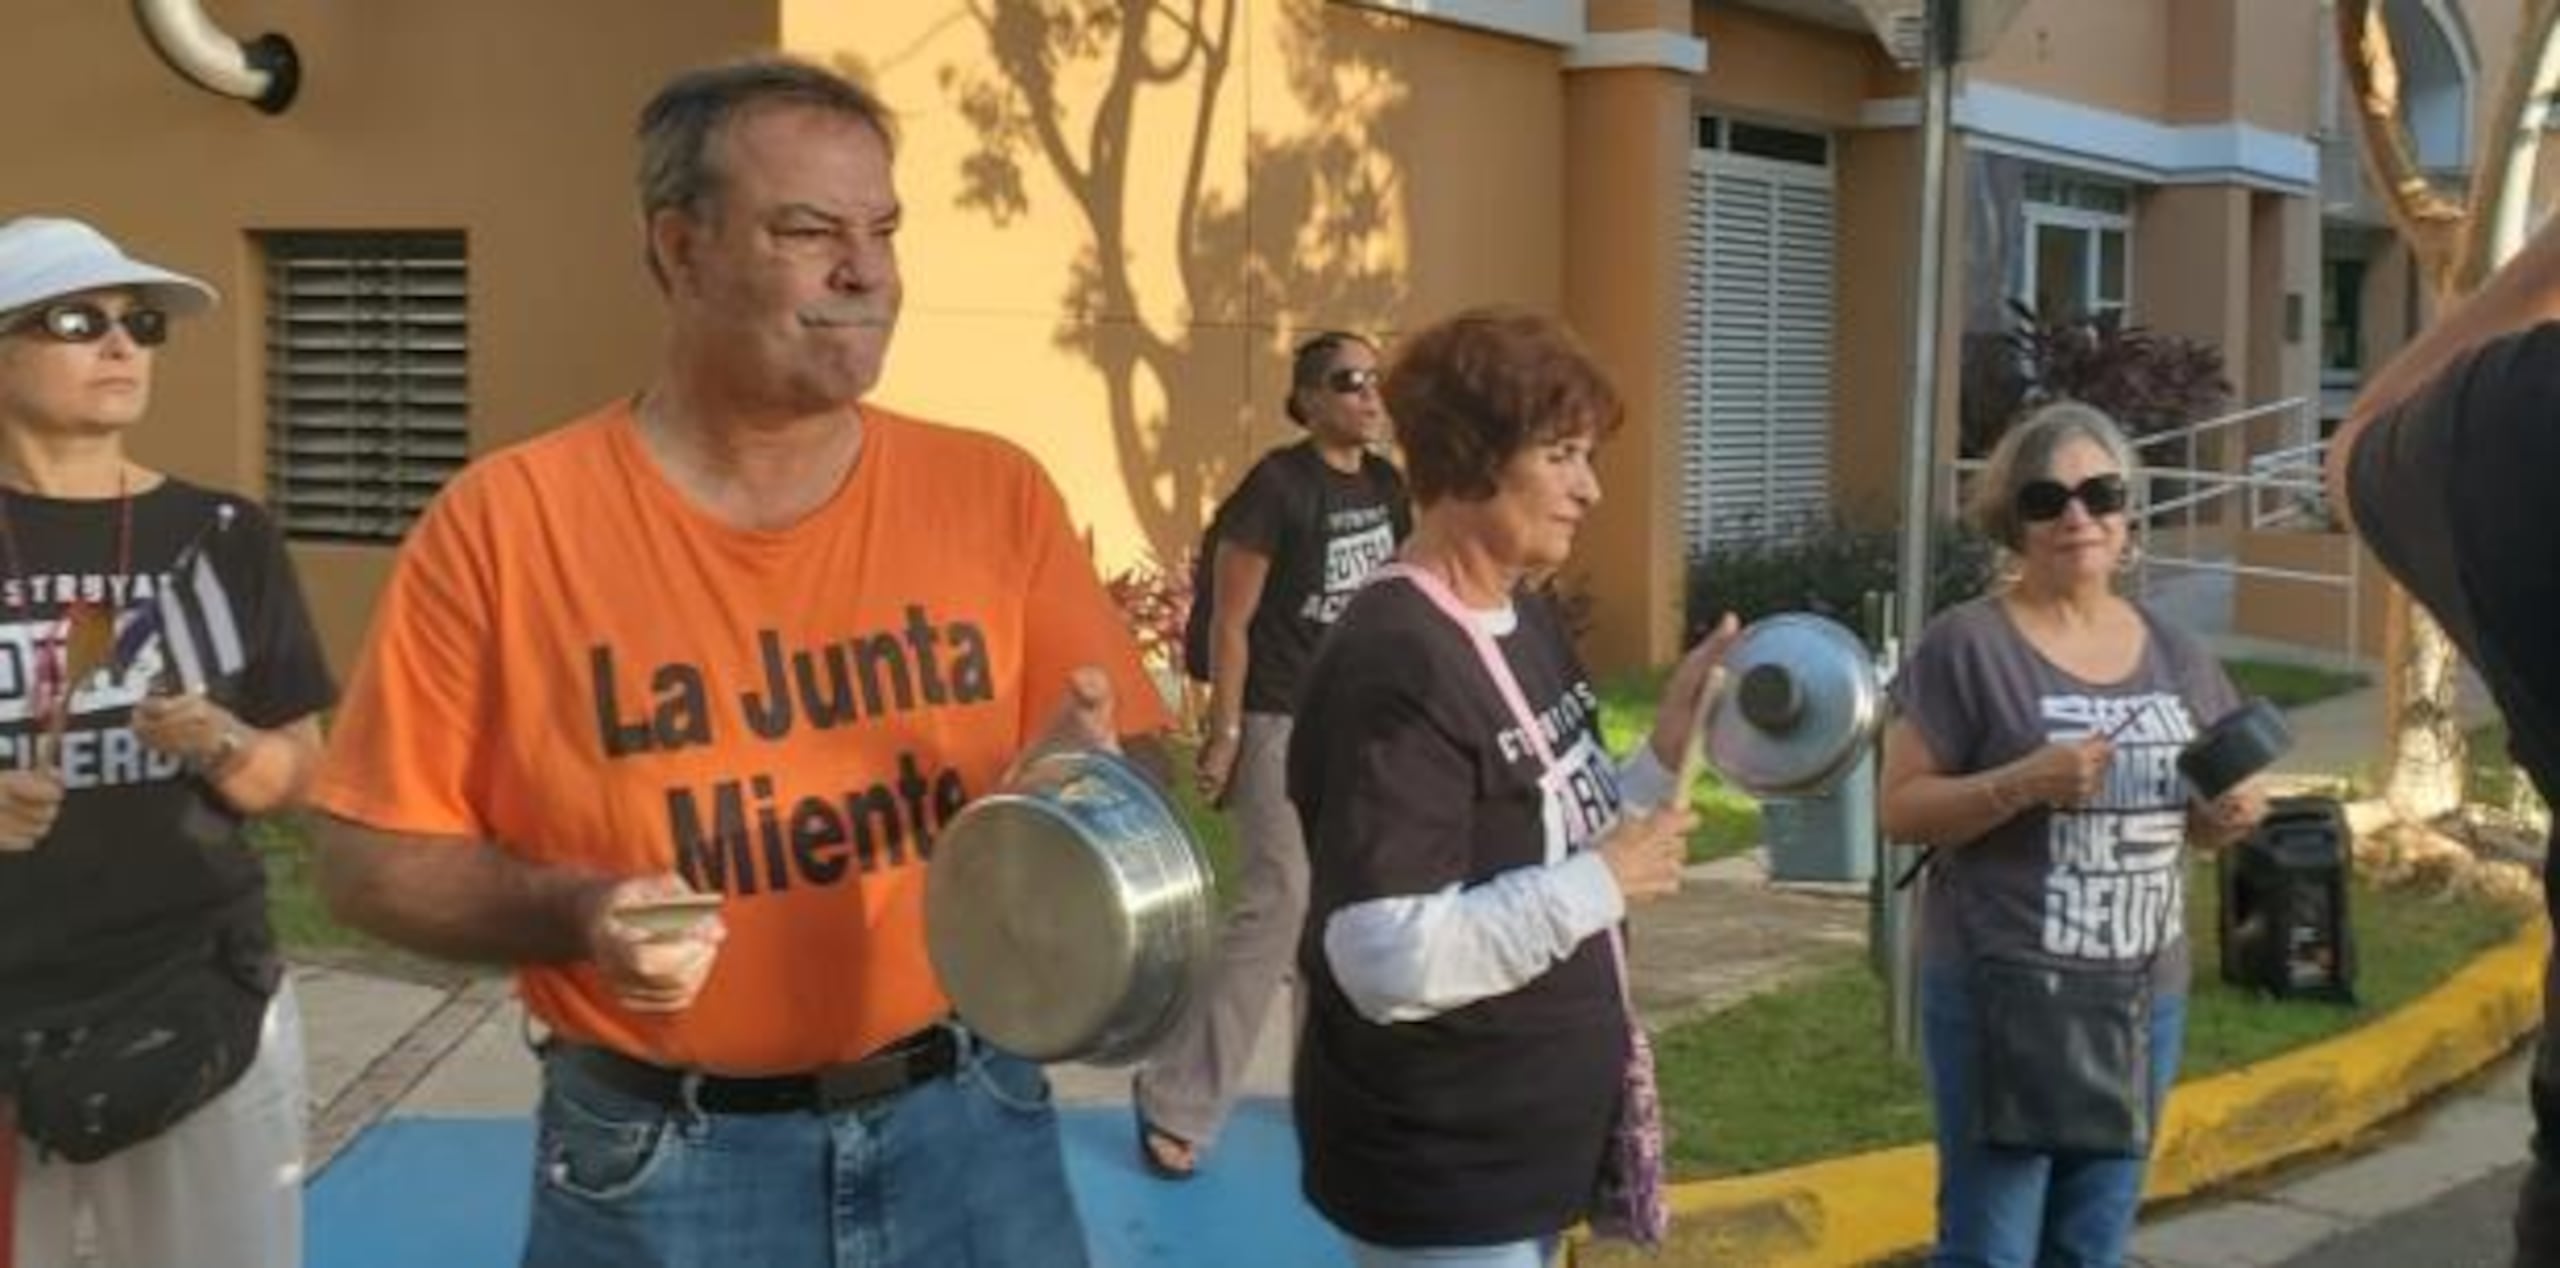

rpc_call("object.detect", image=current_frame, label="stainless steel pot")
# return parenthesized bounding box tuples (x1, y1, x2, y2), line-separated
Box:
(1703, 613, 1884, 798)
(2178, 697, 2292, 800)
(924, 748, 1213, 1065)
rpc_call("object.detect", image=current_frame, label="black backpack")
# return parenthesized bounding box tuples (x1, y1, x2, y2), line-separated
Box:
(1180, 506, 1225, 685)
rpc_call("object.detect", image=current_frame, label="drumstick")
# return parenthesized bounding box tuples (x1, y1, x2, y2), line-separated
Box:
(1673, 665, 1728, 808)
(2098, 697, 2158, 743)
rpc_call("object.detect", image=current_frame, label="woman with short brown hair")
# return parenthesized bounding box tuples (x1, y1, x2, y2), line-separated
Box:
(1288, 307, 1734, 1267)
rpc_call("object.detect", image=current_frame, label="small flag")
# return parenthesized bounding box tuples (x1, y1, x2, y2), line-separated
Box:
(112, 503, 238, 686)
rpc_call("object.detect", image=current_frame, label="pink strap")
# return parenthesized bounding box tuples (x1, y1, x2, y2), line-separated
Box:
(1375, 562, 1637, 1011)
(1373, 564, 1557, 769)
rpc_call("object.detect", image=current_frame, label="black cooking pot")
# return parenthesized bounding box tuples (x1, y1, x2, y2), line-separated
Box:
(2177, 697, 2293, 800)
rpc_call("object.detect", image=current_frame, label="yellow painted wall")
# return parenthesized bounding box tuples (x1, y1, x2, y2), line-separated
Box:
(788, 0, 1566, 581)
(4, 0, 780, 674)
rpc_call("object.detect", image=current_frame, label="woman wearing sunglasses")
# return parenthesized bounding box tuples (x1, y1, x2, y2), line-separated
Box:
(1136, 331, 1409, 1178)
(0, 217, 334, 1268)
(1878, 400, 2264, 1267)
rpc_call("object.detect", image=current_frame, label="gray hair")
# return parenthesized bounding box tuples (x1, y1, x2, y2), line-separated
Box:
(636, 57, 896, 282)
(1966, 400, 2142, 550)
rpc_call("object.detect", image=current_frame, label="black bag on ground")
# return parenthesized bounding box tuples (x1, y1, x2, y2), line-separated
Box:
(5, 926, 280, 1163)
(1970, 957, 2153, 1158)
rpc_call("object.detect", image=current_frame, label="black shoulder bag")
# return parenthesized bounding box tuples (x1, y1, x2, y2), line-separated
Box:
(5, 923, 280, 1163)
(1968, 952, 2155, 1158)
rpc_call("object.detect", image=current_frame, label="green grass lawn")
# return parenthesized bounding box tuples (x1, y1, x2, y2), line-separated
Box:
(249, 815, 362, 954)
(1595, 672, 1764, 864)
(1654, 859, 2526, 1179)
(2222, 658, 2370, 710)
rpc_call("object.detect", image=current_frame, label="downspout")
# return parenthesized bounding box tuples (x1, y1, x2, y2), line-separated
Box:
(131, 0, 299, 114)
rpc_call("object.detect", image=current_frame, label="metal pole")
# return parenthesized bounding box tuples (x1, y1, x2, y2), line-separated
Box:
(1882, 0, 1958, 1063)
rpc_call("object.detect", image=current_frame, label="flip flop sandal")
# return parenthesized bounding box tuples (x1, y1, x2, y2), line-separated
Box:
(1135, 1108, 1198, 1181)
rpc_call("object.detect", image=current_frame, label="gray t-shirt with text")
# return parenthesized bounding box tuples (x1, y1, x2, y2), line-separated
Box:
(1891, 596, 2241, 991)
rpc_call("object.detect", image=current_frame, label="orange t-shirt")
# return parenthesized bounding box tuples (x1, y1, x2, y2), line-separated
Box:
(309, 402, 1170, 1073)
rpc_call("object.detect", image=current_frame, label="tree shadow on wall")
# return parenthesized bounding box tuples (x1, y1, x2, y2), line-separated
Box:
(938, 0, 1412, 556)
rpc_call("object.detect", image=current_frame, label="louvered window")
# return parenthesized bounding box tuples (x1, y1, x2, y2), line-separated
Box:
(1685, 124, 1835, 554)
(261, 232, 469, 543)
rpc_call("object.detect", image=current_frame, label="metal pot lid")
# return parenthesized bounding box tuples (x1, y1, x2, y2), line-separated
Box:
(1703, 613, 1884, 798)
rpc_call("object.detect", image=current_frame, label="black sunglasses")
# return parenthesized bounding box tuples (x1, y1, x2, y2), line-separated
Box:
(2016, 473, 2129, 522)
(6, 301, 169, 348)
(1323, 366, 1380, 395)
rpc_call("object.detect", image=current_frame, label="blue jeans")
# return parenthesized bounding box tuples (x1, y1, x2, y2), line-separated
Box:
(1343, 1234, 1560, 1268)
(520, 1029, 1089, 1268)
(1920, 969, 2186, 1268)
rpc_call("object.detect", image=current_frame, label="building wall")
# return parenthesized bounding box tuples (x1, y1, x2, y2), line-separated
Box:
(1566, 62, 1694, 667)
(1971, 0, 2172, 124)
(788, 0, 1566, 592)
(5, 0, 780, 673)
(1692, 3, 1874, 129)
(1832, 126, 1926, 521)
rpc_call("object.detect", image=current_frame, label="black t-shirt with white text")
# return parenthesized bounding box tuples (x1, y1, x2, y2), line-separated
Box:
(0, 481, 336, 1018)
(1217, 442, 1407, 715)
(1287, 581, 1625, 1247)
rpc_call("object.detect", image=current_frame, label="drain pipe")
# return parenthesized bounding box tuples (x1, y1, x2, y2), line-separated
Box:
(131, 0, 300, 114)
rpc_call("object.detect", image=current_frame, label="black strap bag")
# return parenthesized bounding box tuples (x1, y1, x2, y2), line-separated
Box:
(1969, 957, 2154, 1158)
(5, 925, 280, 1163)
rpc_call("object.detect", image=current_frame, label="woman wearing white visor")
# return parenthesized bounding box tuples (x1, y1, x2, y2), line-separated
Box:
(0, 217, 334, 1268)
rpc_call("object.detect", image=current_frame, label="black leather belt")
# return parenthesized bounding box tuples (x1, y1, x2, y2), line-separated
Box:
(555, 1025, 964, 1115)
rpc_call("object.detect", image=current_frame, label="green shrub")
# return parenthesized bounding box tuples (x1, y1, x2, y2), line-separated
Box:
(1686, 515, 1998, 638)
(1961, 301, 2234, 458)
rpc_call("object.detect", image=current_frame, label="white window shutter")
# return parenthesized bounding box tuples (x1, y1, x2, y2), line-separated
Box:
(1689, 149, 1835, 553)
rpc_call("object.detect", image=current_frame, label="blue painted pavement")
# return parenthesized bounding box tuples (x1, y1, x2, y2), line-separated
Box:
(308, 1097, 1351, 1267)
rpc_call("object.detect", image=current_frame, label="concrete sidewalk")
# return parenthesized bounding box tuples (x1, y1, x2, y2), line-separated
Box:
(2135, 1045, 2539, 1267)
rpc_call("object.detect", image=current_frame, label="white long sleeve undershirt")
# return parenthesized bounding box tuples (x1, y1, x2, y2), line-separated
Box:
(1322, 742, 1677, 1024)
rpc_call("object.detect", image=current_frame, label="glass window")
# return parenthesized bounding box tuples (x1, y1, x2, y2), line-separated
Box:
(2324, 258, 2368, 373)
(2018, 166, 2134, 322)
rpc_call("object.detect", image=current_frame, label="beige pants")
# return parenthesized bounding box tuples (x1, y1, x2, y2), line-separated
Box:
(15, 979, 305, 1268)
(1136, 712, 1306, 1146)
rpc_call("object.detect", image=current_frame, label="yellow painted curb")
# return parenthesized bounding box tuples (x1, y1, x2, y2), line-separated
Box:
(1572, 917, 2549, 1268)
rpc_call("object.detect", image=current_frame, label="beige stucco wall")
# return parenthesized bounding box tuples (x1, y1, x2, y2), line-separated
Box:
(1972, 0, 2171, 122)
(5, 0, 779, 674)
(1970, 0, 2316, 135)
(1832, 127, 1922, 521)
(2231, 0, 2322, 136)
(1565, 61, 1693, 668)
(1692, 2, 1875, 130)
(2137, 184, 2252, 487)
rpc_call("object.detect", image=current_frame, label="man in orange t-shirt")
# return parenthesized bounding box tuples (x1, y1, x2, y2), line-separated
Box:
(308, 57, 1167, 1268)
